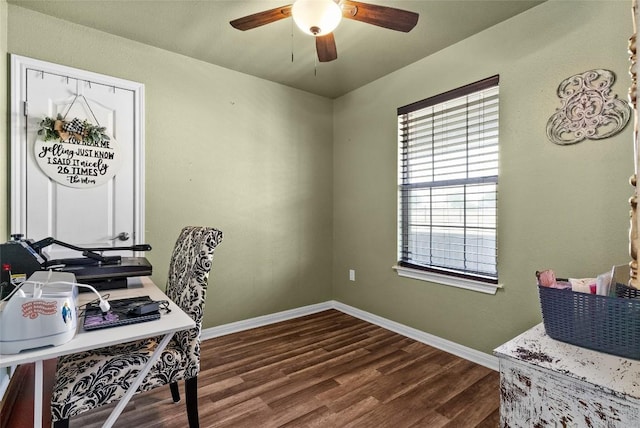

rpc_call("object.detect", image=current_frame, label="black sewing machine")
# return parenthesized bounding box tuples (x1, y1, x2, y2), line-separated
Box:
(0, 234, 152, 292)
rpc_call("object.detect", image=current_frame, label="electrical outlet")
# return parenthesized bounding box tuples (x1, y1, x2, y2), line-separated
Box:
(349, 269, 355, 281)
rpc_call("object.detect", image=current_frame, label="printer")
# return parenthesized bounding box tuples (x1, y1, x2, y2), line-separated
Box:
(0, 234, 152, 296)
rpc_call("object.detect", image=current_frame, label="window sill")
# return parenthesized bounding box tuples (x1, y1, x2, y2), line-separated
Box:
(392, 265, 502, 295)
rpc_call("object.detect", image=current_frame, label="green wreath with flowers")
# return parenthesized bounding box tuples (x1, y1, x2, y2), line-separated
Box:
(38, 114, 110, 146)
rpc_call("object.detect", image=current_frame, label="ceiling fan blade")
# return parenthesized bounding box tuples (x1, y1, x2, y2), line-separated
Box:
(341, 0, 419, 32)
(230, 5, 292, 31)
(316, 33, 338, 62)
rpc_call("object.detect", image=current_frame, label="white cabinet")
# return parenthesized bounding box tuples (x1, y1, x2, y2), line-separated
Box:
(494, 324, 640, 427)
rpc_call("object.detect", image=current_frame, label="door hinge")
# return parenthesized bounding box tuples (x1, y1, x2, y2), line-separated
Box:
(23, 101, 28, 117)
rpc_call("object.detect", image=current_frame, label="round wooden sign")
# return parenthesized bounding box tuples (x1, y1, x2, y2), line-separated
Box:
(34, 135, 123, 188)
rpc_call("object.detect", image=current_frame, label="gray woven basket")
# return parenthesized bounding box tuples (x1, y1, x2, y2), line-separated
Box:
(538, 284, 640, 360)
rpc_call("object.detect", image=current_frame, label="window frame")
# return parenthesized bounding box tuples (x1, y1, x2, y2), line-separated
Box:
(395, 75, 501, 294)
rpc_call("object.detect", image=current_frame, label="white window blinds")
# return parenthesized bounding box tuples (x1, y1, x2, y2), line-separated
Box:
(397, 75, 499, 283)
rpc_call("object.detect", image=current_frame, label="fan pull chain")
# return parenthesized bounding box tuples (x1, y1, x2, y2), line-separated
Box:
(314, 35, 319, 76)
(291, 19, 294, 62)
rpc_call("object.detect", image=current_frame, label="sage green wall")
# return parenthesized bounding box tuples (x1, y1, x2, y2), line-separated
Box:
(6, 5, 334, 328)
(2, 0, 635, 357)
(332, 0, 634, 354)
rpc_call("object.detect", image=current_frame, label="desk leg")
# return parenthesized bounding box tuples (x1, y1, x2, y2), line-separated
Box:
(34, 360, 43, 428)
(102, 333, 175, 428)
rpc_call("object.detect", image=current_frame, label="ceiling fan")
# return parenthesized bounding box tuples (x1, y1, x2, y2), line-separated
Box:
(230, 0, 419, 63)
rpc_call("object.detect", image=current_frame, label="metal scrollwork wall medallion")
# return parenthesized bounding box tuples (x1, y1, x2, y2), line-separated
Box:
(546, 69, 632, 145)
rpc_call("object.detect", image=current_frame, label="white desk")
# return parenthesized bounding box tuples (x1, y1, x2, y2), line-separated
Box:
(0, 277, 195, 428)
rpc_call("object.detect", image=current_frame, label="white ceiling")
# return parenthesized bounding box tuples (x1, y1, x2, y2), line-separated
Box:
(9, 0, 545, 98)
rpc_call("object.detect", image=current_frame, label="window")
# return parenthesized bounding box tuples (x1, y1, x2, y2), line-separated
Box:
(396, 76, 499, 291)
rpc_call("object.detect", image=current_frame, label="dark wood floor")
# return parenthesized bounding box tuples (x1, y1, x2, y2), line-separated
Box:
(3, 309, 500, 427)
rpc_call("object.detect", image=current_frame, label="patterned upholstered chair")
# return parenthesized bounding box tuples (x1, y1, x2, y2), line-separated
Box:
(51, 226, 223, 428)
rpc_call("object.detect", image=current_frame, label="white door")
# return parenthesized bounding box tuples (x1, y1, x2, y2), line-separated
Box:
(10, 55, 145, 260)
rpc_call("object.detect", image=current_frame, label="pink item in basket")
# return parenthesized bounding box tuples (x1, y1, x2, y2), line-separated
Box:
(537, 269, 557, 287)
(536, 270, 572, 289)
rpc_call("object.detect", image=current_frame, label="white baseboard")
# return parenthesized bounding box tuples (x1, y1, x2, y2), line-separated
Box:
(201, 301, 333, 340)
(201, 300, 498, 371)
(331, 301, 498, 371)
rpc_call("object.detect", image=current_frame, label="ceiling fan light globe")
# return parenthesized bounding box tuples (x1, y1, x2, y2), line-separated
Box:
(292, 0, 342, 36)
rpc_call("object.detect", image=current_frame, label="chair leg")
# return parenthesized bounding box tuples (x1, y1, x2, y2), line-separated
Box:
(185, 376, 199, 428)
(53, 419, 70, 428)
(170, 381, 181, 403)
